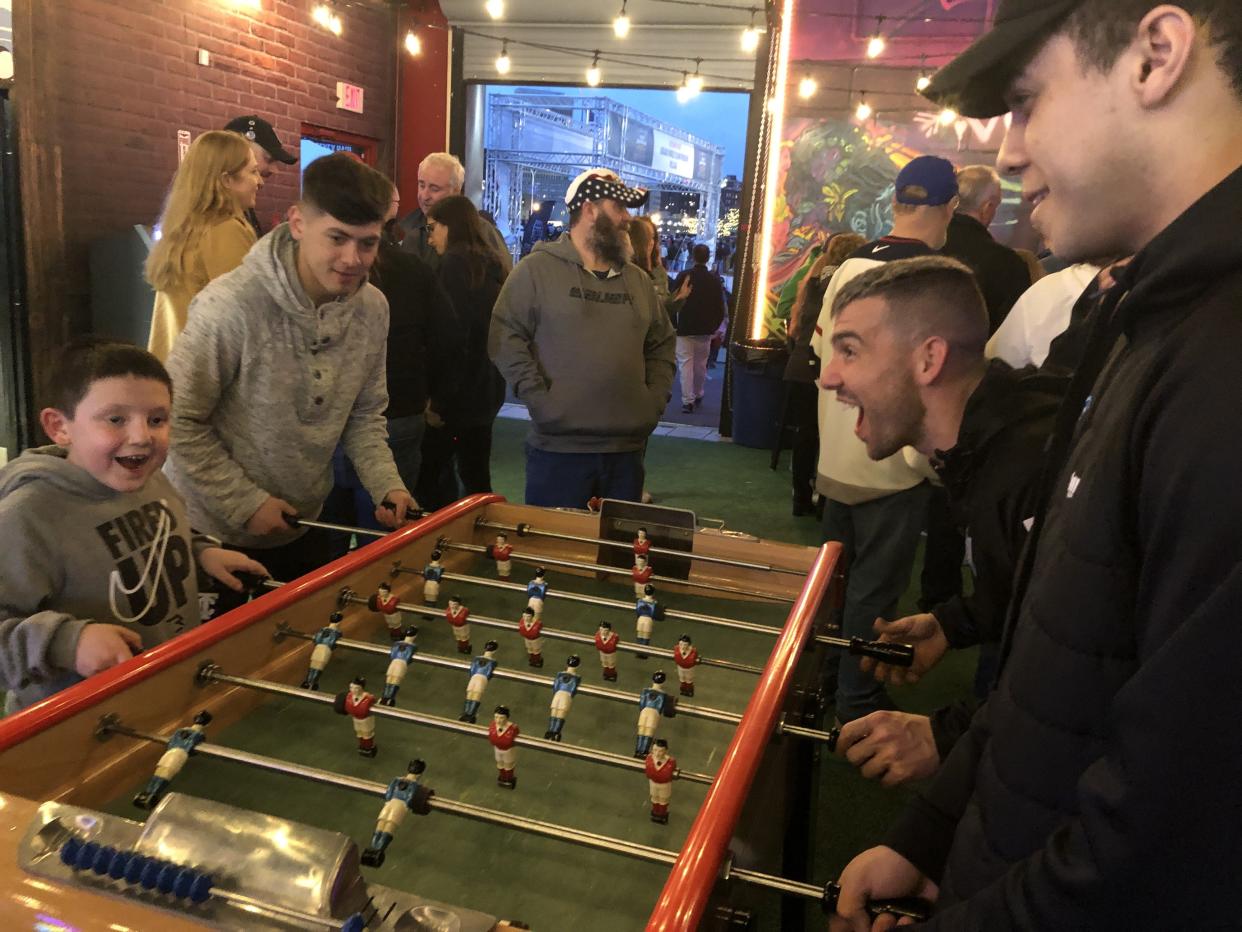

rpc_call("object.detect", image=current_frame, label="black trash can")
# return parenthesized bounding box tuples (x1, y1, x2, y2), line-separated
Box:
(730, 339, 789, 450)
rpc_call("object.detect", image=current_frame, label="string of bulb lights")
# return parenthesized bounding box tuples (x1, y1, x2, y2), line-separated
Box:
(308, 1, 968, 121)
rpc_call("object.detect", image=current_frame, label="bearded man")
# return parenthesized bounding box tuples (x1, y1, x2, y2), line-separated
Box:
(489, 169, 675, 507)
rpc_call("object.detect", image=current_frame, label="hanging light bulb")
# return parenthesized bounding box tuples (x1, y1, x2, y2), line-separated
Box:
(613, 1, 631, 38)
(741, 9, 762, 53)
(916, 73, 931, 92)
(798, 74, 817, 99)
(485, 0, 504, 19)
(686, 60, 704, 94)
(405, 30, 422, 56)
(938, 107, 958, 125)
(676, 72, 694, 103)
(855, 94, 873, 121)
(586, 51, 602, 87)
(866, 16, 886, 59)
(328, 12, 342, 35)
(312, 4, 330, 27)
(495, 40, 511, 75)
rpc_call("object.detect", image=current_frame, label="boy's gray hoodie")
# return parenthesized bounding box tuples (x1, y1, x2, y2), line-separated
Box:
(165, 223, 403, 548)
(488, 234, 676, 453)
(0, 447, 210, 710)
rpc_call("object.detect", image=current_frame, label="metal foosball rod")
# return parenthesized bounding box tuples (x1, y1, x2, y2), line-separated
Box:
(196, 664, 713, 785)
(325, 588, 764, 676)
(382, 568, 916, 668)
(474, 517, 805, 577)
(101, 719, 930, 923)
(273, 629, 742, 729)
(271, 629, 843, 749)
(435, 538, 796, 604)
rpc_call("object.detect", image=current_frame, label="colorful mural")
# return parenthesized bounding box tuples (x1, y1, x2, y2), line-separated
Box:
(762, 111, 1027, 338)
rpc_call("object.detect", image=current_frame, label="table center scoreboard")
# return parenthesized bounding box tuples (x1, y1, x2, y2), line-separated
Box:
(0, 495, 923, 931)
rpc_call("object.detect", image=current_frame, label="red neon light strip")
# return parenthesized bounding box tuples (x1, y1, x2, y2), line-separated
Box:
(645, 541, 842, 931)
(0, 494, 504, 753)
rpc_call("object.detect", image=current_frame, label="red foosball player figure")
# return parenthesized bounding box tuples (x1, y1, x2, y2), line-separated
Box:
(445, 595, 471, 654)
(594, 620, 619, 681)
(369, 581, 403, 641)
(633, 527, 651, 558)
(518, 607, 544, 668)
(632, 555, 654, 597)
(673, 634, 699, 697)
(335, 675, 378, 757)
(645, 739, 676, 824)
(488, 533, 513, 579)
(489, 705, 519, 789)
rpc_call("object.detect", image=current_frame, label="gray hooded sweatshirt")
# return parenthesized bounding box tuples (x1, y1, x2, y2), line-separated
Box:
(165, 222, 403, 548)
(488, 234, 676, 453)
(0, 447, 210, 710)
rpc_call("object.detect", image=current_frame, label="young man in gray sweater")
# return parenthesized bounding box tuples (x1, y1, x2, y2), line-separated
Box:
(489, 169, 675, 507)
(165, 154, 416, 591)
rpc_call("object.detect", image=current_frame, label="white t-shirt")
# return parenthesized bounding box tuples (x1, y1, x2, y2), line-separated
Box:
(986, 264, 1100, 368)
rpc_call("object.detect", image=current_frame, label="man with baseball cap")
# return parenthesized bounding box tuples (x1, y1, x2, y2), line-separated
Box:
(224, 115, 297, 236)
(830, 2, 1242, 929)
(489, 169, 674, 507)
(806, 155, 957, 730)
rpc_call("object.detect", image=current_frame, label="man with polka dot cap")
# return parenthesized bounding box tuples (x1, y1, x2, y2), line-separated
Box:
(489, 169, 675, 507)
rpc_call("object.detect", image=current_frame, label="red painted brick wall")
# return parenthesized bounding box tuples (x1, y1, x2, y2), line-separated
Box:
(45, 0, 397, 246)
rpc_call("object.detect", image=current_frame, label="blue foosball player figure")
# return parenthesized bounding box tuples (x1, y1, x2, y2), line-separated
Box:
(545, 656, 582, 741)
(302, 612, 344, 690)
(526, 567, 549, 615)
(133, 711, 212, 810)
(360, 759, 435, 868)
(460, 640, 500, 723)
(634, 584, 663, 658)
(423, 550, 445, 604)
(381, 625, 419, 706)
(635, 671, 676, 758)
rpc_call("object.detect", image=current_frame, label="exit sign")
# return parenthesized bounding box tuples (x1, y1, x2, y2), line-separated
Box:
(336, 81, 364, 114)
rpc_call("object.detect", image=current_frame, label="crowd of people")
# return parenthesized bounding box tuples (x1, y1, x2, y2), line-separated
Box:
(0, 0, 1239, 925)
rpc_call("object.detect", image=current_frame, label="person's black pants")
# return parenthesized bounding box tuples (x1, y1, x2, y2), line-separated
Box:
(417, 418, 497, 511)
(787, 381, 820, 506)
(211, 530, 338, 618)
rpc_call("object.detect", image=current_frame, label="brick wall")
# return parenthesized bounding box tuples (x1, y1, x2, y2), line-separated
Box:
(15, 0, 400, 412)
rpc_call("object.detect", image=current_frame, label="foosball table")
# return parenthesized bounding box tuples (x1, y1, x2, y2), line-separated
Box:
(0, 494, 925, 930)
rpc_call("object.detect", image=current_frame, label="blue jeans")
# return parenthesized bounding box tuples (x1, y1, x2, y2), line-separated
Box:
(822, 483, 930, 723)
(524, 445, 645, 508)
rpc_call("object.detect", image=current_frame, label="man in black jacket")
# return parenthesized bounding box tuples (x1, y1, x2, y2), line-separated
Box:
(830, 1, 1242, 929)
(942, 165, 1032, 334)
(821, 256, 1063, 787)
(671, 244, 727, 412)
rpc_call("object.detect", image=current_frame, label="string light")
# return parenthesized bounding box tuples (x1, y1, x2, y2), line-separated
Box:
(311, 3, 342, 36)
(676, 72, 694, 103)
(613, 1, 631, 38)
(495, 39, 511, 74)
(741, 8, 762, 53)
(937, 107, 958, 125)
(586, 51, 602, 87)
(797, 74, 817, 98)
(687, 59, 704, 94)
(485, 0, 504, 19)
(915, 54, 930, 92)
(866, 16, 886, 59)
(404, 30, 422, 56)
(855, 93, 873, 121)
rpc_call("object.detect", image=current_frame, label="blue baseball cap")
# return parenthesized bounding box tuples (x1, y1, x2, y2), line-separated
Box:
(894, 156, 959, 206)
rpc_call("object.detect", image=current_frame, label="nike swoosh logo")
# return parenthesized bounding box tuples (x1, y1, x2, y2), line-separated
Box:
(873, 245, 890, 253)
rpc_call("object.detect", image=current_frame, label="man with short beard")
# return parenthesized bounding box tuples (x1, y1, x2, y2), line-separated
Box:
(489, 169, 675, 507)
(808, 155, 960, 727)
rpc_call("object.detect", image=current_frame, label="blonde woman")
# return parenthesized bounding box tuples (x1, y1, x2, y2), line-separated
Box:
(145, 130, 262, 361)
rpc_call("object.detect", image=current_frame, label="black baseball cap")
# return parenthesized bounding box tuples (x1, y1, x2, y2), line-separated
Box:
(921, 0, 1081, 118)
(225, 115, 298, 164)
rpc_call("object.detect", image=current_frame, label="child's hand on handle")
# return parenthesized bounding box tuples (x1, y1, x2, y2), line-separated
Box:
(74, 624, 143, 678)
(245, 496, 298, 536)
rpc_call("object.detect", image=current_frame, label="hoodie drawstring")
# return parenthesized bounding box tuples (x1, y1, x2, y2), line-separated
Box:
(108, 500, 172, 624)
